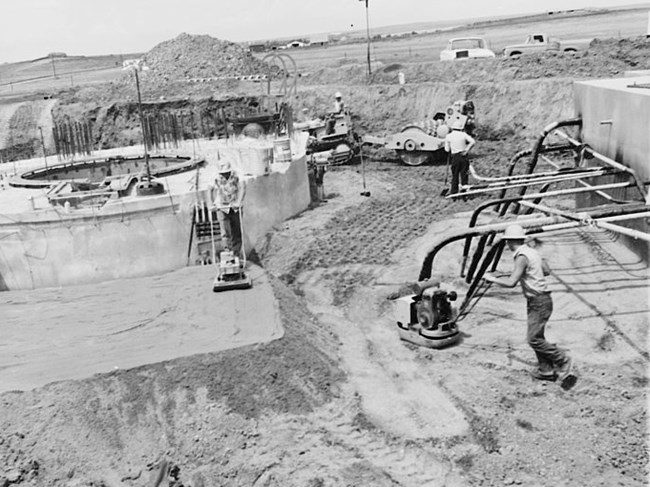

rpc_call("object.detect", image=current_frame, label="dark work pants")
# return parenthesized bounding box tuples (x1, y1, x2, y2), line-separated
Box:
(526, 292, 567, 372)
(217, 208, 243, 257)
(450, 152, 469, 195)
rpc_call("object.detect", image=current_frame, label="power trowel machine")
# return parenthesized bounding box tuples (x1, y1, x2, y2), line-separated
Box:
(393, 287, 460, 349)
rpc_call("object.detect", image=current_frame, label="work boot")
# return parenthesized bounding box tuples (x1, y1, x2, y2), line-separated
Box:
(556, 357, 577, 390)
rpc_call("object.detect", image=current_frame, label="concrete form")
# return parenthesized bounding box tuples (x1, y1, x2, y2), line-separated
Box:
(573, 76, 650, 260)
(0, 133, 310, 291)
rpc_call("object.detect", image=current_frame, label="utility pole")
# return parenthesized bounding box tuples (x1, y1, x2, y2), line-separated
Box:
(360, 0, 372, 80)
(50, 56, 57, 79)
(133, 67, 151, 182)
(38, 126, 48, 178)
(123, 59, 164, 196)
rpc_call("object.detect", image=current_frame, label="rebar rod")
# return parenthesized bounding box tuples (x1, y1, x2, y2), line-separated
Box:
(453, 167, 621, 198)
(554, 128, 647, 200)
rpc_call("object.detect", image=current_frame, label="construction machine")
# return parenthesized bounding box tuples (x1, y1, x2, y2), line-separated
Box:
(362, 100, 476, 166)
(296, 110, 361, 165)
(393, 286, 460, 348)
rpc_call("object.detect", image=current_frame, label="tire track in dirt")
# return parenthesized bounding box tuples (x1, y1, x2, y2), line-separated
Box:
(294, 264, 469, 484)
(262, 398, 465, 486)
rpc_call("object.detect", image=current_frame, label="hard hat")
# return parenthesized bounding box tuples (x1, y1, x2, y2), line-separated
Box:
(217, 161, 232, 174)
(503, 224, 526, 240)
(334, 91, 342, 99)
(451, 119, 464, 130)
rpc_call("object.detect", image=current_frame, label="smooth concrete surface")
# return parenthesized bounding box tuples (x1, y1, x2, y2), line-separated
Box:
(0, 192, 194, 290)
(573, 76, 650, 260)
(0, 134, 311, 290)
(0, 263, 283, 393)
(574, 76, 650, 182)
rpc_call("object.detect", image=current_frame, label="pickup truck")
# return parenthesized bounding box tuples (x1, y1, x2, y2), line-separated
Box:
(503, 33, 593, 57)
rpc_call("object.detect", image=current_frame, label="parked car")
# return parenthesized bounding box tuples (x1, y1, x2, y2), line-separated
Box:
(286, 41, 306, 49)
(503, 33, 593, 57)
(439, 37, 496, 61)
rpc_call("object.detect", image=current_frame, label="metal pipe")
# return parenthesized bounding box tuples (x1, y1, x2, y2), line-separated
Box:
(419, 215, 568, 280)
(453, 167, 620, 198)
(422, 205, 650, 281)
(468, 161, 588, 184)
(555, 128, 647, 200)
(514, 118, 582, 202)
(595, 220, 650, 243)
(460, 182, 633, 275)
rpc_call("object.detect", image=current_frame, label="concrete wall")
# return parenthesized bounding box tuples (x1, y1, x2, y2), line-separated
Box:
(573, 76, 650, 260)
(242, 153, 311, 252)
(0, 194, 194, 290)
(0, 135, 311, 291)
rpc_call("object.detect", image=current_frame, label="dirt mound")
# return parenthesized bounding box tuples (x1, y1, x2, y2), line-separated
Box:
(143, 33, 270, 82)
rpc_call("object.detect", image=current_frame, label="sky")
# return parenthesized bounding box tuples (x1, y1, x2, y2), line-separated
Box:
(1, 0, 648, 63)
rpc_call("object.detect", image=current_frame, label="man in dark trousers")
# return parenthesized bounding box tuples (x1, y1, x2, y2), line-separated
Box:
(444, 118, 475, 196)
(211, 161, 245, 258)
(484, 224, 576, 389)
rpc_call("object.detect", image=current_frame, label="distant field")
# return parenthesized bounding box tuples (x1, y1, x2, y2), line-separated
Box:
(0, 6, 647, 100)
(280, 7, 650, 71)
(0, 54, 142, 100)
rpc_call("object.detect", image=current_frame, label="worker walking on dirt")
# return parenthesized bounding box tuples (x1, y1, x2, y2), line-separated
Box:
(483, 224, 576, 389)
(211, 161, 245, 258)
(444, 119, 475, 196)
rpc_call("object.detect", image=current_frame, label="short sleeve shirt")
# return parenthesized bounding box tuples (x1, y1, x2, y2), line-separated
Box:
(214, 173, 240, 211)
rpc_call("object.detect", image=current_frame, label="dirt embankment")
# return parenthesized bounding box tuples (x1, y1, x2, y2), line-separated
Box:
(43, 36, 650, 156)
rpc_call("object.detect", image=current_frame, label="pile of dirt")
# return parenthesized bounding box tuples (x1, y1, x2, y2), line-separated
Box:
(141, 33, 271, 83)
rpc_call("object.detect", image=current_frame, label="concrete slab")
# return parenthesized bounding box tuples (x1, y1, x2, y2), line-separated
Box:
(0, 263, 283, 393)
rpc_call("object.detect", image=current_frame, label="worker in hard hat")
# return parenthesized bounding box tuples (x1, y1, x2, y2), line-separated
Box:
(333, 91, 345, 114)
(326, 91, 346, 134)
(483, 224, 576, 389)
(211, 161, 246, 258)
(444, 118, 475, 196)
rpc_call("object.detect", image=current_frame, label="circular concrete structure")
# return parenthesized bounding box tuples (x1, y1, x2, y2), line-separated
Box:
(9, 154, 204, 189)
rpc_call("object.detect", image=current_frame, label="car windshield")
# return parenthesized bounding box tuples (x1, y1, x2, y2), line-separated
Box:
(451, 39, 485, 50)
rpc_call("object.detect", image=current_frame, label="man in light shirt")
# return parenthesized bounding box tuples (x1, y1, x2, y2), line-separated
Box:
(484, 224, 576, 389)
(211, 161, 245, 257)
(444, 119, 475, 196)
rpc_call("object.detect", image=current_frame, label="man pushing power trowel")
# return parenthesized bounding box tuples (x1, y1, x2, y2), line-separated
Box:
(210, 161, 252, 292)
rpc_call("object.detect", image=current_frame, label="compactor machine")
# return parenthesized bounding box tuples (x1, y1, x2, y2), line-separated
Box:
(212, 249, 252, 292)
(394, 287, 460, 348)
